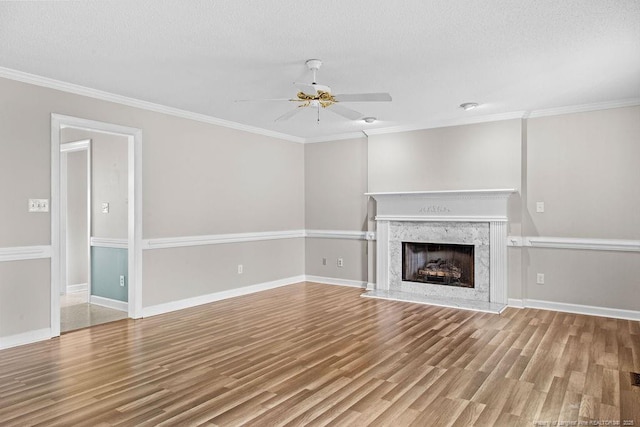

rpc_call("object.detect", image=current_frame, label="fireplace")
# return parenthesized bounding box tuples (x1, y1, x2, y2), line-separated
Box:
(364, 189, 515, 313)
(402, 242, 474, 288)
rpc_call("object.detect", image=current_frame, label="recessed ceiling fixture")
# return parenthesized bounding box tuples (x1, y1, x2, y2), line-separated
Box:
(363, 117, 376, 123)
(460, 102, 479, 111)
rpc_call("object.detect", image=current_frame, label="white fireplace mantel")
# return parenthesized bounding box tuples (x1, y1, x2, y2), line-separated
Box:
(365, 189, 517, 313)
(365, 189, 516, 222)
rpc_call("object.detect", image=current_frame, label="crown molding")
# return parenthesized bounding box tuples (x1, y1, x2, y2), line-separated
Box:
(303, 132, 367, 144)
(308, 98, 640, 141)
(526, 98, 640, 119)
(0, 66, 304, 143)
(362, 111, 527, 137)
(2, 66, 638, 144)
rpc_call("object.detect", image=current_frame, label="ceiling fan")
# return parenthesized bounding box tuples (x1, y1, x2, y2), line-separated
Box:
(239, 59, 392, 123)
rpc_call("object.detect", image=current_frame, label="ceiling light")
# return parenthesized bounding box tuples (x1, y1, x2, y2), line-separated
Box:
(363, 117, 376, 123)
(459, 102, 479, 111)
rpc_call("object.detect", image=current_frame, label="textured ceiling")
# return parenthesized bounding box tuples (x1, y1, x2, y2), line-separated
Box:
(1, 0, 639, 140)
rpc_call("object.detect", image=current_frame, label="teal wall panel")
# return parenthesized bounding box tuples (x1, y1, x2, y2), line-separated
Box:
(91, 247, 128, 302)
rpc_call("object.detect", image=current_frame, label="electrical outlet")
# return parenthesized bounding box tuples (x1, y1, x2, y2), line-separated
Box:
(102, 202, 110, 214)
(237, 264, 243, 274)
(536, 273, 545, 284)
(337, 258, 344, 268)
(119, 275, 125, 287)
(536, 201, 545, 213)
(322, 258, 327, 266)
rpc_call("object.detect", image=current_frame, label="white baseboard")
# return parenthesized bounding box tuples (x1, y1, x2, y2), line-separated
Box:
(67, 283, 88, 293)
(90, 295, 128, 312)
(304, 275, 368, 288)
(142, 275, 306, 317)
(508, 298, 525, 308)
(0, 328, 51, 350)
(508, 298, 640, 321)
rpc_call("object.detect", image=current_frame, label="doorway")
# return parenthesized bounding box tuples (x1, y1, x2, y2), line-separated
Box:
(59, 138, 129, 332)
(51, 114, 142, 337)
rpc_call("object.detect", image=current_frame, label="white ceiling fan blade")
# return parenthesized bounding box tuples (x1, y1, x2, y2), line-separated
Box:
(333, 93, 392, 102)
(274, 107, 305, 122)
(235, 98, 295, 102)
(327, 104, 363, 120)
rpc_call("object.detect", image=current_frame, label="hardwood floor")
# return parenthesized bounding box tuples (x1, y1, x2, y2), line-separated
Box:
(0, 282, 638, 426)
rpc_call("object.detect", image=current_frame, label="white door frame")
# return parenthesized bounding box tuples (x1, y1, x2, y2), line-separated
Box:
(60, 139, 91, 300)
(51, 114, 143, 336)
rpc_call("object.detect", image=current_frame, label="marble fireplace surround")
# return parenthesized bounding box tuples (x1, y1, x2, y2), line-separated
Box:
(365, 189, 516, 313)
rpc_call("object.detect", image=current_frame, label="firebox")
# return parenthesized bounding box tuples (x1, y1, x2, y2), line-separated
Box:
(402, 242, 474, 288)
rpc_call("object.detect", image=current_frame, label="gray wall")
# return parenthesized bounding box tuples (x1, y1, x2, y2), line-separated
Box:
(304, 137, 369, 282)
(143, 238, 304, 306)
(368, 119, 523, 234)
(0, 76, 304, 340)
(523, 106, 640, 310)
(138, 117, 305, 306)
(525, 107, 640, 239)
(305, 137, 368, 231)
(366, 119, 524, 289)
(363, 110, 639, 311)
(143, 116, 304, 238)
(0, 260, 50, 337)
(0, 72, 637, 343)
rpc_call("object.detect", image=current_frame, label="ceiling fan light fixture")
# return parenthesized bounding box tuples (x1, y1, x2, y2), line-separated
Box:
(460, 102, 479, 111)
(245, 59, 392, 123)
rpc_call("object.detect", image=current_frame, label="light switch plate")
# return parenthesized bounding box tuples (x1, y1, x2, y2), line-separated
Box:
(536, 201, 545, 213)
(28, 199, 49, 212)
(102, 202, 110, 214)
